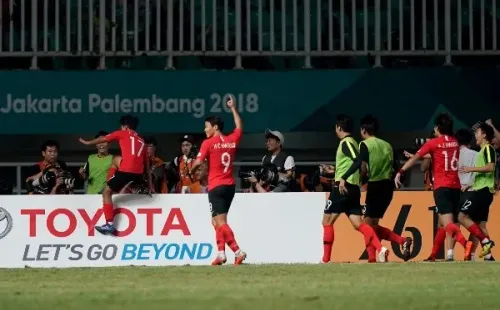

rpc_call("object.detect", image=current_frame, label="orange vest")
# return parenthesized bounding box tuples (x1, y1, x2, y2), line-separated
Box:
(177, 157, 194, 193)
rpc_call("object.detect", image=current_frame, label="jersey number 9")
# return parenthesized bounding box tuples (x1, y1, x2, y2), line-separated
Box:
(221, 152, 231, 173)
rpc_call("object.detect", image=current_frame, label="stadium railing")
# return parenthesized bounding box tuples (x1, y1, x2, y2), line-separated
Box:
(0, 0, 498, 69)
(1, 161, 425, 194)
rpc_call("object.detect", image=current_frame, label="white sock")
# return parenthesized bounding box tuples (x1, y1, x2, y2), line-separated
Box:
(234, 249, 241, 256)
(470, 253, 476, 261)
(446, 249, 454, 259)
(217, 251, 225, 257)
(484, 253, 492, 259)
(106, 221, 113, 225)
(481, 238, 490, 244)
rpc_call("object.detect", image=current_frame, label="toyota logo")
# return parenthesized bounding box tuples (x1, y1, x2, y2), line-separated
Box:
(0, 207, 13, 240)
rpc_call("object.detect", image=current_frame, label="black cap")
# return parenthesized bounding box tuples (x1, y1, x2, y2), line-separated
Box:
(180, 134, 195, 144)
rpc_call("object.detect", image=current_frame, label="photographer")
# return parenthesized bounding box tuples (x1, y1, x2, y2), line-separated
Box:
(26, 140, 74, 195)
(245, 130, 295, 193)
(171, 135, 198, 193)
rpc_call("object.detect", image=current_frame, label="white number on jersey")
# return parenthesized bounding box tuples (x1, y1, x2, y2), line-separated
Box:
(442, 150, 458, 171)
(130, 136, 145, 157)
(221, 152, 231, 173)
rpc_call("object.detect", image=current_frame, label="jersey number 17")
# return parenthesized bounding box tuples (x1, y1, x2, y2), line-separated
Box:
(130, 136, 145, 157)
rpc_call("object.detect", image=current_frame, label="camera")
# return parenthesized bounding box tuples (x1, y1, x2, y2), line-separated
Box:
(239, 164, 288, 185)
(27, 165, 75, 194)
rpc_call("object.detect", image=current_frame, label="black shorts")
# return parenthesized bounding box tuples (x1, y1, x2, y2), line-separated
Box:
(208, 185, 236, 217)
(460, 187, 494, 222)
(324, 183, 362, 216)
(433, 187, 461, 217)
(458, 191, 474, 222)
(107, 171, 144, 193)
(364, 180, 394, 219)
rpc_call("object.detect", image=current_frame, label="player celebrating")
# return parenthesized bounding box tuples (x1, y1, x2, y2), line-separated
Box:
(322, 114, 389, 263)
(458, 123, 496, 260)
(190, 95, 246, 266)
(79, 115, 153, 235)
(359, 115, 413, 262)
(395, 113, 472, 259)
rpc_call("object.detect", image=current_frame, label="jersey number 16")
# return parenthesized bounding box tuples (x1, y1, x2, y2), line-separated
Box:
(442, 150, 458, 171)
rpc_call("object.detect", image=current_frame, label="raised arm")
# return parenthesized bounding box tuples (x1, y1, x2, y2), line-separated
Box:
(227, 95, 243, 131)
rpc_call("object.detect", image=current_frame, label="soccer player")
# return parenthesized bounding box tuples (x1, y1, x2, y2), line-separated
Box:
(79, 115, 153, 235)
(190, 96, 246, 266)
(395, 113, 472, 260)
(359, 115, 413, 262)
(427, 129, 477, 261)
(458, 123, 496, 260)
(322, 114, 389, 263)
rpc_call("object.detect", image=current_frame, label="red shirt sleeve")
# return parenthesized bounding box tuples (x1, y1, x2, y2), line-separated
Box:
(417, 139, 435, 157)
(227, 128, 243, 143)
(197, 140, 210, 162)
(104, 130, 124, 142)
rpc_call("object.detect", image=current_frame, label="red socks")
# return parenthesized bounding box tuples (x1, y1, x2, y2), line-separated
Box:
(366, 245, 376, 263)
(322, 225, 334, 262)
(358, 223, 382, 252)
(214, 225, 225, 252)
(219, 224, 240, 253)
(431, 227, 447, 257)
(375, 225, 406, 245)
(467, 224, 488, 242)
(445, 223, 467, 247)
(103, 203, 114, 223)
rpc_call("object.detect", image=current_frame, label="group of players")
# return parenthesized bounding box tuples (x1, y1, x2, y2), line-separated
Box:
(77, 93, 497, 265)
(321, 113, 497, 263)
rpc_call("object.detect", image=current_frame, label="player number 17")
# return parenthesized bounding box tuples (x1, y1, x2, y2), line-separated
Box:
(130, 136, 145, 157)
(442, 150, 458, 171)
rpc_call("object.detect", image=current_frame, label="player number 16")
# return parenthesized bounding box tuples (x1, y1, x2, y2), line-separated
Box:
(441, 150, 458, 171)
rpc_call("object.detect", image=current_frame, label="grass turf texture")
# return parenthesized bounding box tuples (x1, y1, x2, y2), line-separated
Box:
(0, 263, 499, 310)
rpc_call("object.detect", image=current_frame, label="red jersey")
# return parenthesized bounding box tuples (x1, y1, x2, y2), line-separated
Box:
(416, 135, 460, 190)
(105, 130, 146, 174)
(197, 128, 242, 191)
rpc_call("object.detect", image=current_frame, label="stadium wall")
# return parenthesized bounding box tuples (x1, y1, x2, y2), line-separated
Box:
(0, 192, 497, 268)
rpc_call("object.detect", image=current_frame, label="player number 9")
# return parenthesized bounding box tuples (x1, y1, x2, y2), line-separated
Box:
(221, 152, 231, 173)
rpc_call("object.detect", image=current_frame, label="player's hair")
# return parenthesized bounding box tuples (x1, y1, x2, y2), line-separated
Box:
(95, 130, 109, 138)
(120, 115, 139, 130)
(360, 114, 379, 135)
(455, 129, 473, 146)
(144, 136, 157, 147)
(205, 116, 225, 132)
(434, 113, 454, 136)
(41, 140, 60, 152)
(477, 123, 495, 142)
(335, 114, 353, 133)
